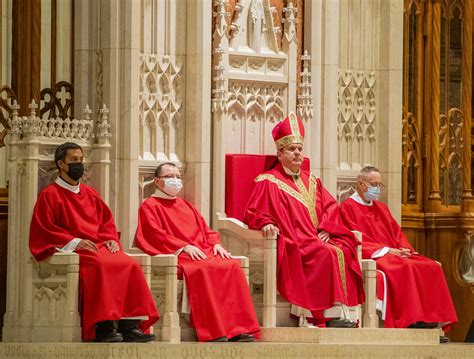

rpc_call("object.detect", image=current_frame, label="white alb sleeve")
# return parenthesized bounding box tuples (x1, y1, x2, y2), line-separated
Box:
(56, 238, 82, 253)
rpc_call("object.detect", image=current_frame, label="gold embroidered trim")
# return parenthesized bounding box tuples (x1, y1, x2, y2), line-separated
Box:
(256, 173, 319, 228)
(293, 175, 318, 227)
(255, 174, 307, 208)
(275, 134, 304, 150)
(333, 246, 347, 299)
(289, 112, 300, 136)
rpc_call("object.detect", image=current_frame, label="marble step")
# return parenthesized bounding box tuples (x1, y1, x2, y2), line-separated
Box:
(260, 327, 441, 345)
(1, 342, 473, 359)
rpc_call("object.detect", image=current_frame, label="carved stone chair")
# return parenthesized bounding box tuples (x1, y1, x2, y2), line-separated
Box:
(133, 178, 251, 342)
(216, 154, 377, 328)
(2, 98, 177, 342)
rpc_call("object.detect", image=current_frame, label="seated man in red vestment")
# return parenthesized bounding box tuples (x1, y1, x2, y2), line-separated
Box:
(29, 142, 159, 343)
(245, 113, 365, 328)
(134, 163, 260, 342)
(340, 166, 457, 341)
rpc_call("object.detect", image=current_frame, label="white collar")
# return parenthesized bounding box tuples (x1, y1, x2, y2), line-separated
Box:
(151, 188, 176, 200)
(283, 165, 301, 177)
(350, 192, 373, 206)
(55, 177, 81, 194)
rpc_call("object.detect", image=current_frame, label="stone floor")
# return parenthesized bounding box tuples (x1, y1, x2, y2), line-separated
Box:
(1, 327, 473, 359)
(0, 342, 473, 359)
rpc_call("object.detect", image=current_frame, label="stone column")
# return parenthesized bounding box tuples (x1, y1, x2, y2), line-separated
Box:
(186, 0, 212, 222)
(100, 0, 141, 248)
(377, 0, 403, 221)
(306, 0, 340, 195)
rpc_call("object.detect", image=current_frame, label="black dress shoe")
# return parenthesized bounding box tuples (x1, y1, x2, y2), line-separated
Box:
(440, 335, 450, 344)
(95, 329, 123, 342)
(229, 333, 255, 342)
(122, 327, 156, 343)
(326, 318, 357, 328)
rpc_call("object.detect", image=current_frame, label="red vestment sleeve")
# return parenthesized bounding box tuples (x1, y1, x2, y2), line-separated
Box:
(135, 201, 191, 255)
(339, 203, 385, 258)
(245, 179, 279, 230)
(198, 212, 221, 246)
(389, 211, 415, 251)
(30, 191, 75, 261)
(96, 195, 121, 246)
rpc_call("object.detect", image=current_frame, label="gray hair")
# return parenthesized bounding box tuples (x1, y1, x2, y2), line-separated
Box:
(357, 166, 380, 180)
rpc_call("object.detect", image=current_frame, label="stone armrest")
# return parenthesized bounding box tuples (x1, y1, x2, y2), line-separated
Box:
(43, 252, 79, 266)
(216, 213, 278, 247)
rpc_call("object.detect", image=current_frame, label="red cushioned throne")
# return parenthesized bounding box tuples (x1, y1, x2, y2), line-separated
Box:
(216, 154, 378, 329)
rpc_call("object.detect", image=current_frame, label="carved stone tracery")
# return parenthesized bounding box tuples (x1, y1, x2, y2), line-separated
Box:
(337, 70, 377, 171)
(139, 54, 185, 162)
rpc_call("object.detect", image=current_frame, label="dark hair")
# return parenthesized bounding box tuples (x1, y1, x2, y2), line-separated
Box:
(54, 142, 83, 169)
(155, 162, 178, 177)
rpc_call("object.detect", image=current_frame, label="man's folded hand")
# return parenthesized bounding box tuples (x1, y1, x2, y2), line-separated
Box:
(183, 245, 207, 261)
(105, 240, 120, 253)
(76, 239, 98, 252)
(213, 244, 232, 259)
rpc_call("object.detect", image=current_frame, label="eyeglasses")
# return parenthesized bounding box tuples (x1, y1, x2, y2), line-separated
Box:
(157, 175, 181, 180)
(363, 180, 385, 189)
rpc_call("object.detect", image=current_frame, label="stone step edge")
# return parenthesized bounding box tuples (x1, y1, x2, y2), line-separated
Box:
(260, 327, 440, 345)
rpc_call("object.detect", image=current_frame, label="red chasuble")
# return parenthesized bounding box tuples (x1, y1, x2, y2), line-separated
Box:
(29, 183, 159, 340)
(340, 197, 458, 330)
(245, 163, 365, 324)
(135, 196, 261, 342)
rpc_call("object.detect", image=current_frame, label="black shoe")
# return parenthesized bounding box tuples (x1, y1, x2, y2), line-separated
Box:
(229, 333, 255, 342)
(326, 318, 357, 328)
(95, 320, 123, 342)
(210, 336, 228, 342)
(440, 335, 450, 344)
(95, 329, 123, 342)
(121, 327, 156, 343)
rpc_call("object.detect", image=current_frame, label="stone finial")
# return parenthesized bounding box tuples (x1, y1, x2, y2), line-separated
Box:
(283, 0, 297, 43)
(96, 104, 112, 144)
(28, 99, 38, 116)
(83, 104, 92, 121)
(297, 50, 313, 122)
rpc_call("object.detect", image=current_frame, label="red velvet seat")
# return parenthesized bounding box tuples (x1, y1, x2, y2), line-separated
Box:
(225, 154, 310, 222)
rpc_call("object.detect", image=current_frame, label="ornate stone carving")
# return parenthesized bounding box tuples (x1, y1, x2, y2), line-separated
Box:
(283, 0, 297, 44)
(337, 181, 356, 204)
(337, 70, 377, 170)
(297, 51, 313, 122)
(139, 54, 184, 162)
(96, 104, 112, 144)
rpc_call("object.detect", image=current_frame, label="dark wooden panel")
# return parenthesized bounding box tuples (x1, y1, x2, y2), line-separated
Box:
(0, 188, 8, 341)
(403, 214, 474, 342)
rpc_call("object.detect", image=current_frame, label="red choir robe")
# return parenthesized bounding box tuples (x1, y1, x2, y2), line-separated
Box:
(134, 195, 261, 342)
(245, 163, 365, 324)
(340, 196, 458, 330)
(29, 182, 159, 340)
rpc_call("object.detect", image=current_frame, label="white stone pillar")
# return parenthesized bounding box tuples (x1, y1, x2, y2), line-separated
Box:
(185, 0, 212, 221)
(377, 0, 403, 221)
(100, 0, 142, 248)
(306, 0, 340, 195)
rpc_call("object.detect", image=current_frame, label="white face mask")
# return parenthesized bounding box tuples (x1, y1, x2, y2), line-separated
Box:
(163, 177, 183, 196)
